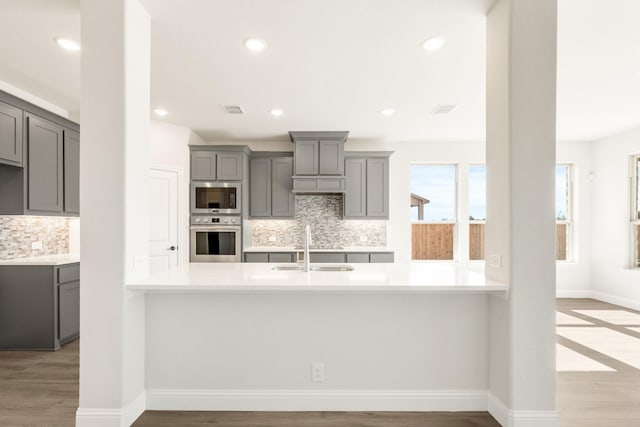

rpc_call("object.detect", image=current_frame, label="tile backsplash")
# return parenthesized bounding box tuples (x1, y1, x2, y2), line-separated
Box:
(251, 195, 386, 248)
(0, 216, 70, 260)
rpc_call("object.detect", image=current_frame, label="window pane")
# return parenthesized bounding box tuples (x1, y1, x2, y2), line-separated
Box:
(634, 224, 640, 268)
(469, 223, 485, 260)
(556, 223, 568, 261)
(556, 165, 569, 220)
(468, 165, 486, 221)
(410, 165, 456, 222)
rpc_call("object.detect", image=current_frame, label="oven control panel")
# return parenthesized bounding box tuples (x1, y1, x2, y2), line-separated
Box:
(191, 215, 241, 225)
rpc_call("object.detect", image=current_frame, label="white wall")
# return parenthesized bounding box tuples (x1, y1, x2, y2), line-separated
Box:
(145, 293, 490, 410)
(149, 120, 205, 265)
(590, 126, 640, 310)
(557, 141, 593, 295)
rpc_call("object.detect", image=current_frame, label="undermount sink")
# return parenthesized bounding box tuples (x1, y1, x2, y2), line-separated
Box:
(271, 265, 354, 272)
(310, 265, 354, 272)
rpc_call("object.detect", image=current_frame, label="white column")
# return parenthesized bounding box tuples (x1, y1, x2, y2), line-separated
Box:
(77, 0, 150, 425)
(486, 1, 558, 426)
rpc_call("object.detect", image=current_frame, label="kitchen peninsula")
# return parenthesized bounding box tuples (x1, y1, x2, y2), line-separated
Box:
(127, 262, 507, 412)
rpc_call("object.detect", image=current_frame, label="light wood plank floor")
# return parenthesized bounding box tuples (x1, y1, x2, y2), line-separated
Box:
(1, 299, 638, 426)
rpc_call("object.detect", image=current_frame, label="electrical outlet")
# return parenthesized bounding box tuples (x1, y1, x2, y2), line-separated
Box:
(311, 362, 325, 382)
(359, 235, 367, 242)
(31, 241, 43, 250)
(268, 235, 277, 242)
(488, 254, 502, 268)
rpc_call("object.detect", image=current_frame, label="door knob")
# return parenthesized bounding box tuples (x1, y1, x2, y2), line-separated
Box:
(167, 246, 177, 251)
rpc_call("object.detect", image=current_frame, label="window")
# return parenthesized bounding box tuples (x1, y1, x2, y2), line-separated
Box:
(410, 164, 457, 260)
(468, 165, 486, 260)
(632, 155, 640, 268)
(556, 165, 573, 261)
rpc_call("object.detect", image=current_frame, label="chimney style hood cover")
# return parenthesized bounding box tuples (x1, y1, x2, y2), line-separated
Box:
(289, 131, 348, 193)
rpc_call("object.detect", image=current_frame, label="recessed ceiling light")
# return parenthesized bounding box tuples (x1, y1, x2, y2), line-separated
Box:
(54, 37, 81, 51)
(244, 37, 267, 52)
(421, 36, 445, 51)
(381, 108, 396, 116)
(270, 109, 284, 117)
(153, 108, 168, 117)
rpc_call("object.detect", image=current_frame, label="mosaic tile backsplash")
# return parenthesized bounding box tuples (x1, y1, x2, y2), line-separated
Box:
(0, 216, 70, 260)
(251, 195, 386, 248)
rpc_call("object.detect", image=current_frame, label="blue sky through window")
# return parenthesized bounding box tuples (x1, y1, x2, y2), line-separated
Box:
(469, 165, 486, 220)
(556, 165, 569, 220)
(410, 165, 456, 221)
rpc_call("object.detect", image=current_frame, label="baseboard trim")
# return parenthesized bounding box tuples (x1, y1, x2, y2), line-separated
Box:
(76, 392, 146, 427)
(590, 291, 640, 312)
(488, 393, 559, 427)
(146, 389, 488, 412)
(556, 290, 593, 298)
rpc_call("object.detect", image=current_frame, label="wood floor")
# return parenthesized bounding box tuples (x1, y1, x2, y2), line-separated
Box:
(0, 299, 638, 426)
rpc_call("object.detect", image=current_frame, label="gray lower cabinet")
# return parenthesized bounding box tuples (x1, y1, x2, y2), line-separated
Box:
(344, 154, 390, 219)
(309, 252, 346, 263)
(244, 252, 295, 263)
(0, 100, 23, 167)
(244, 251, 394, 263)
(369, 252, 395, 263)
(0, 263, 80, 350)
(250, 156, 294, 218)
(191, 150, 244, 181)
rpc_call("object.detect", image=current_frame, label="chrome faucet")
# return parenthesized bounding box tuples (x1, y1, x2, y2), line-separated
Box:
(303, 224, 311, 272)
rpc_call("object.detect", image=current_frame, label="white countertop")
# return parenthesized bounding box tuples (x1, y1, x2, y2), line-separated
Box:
(127, 262, 508, 294)
(0, 254, 80, 266)
(243, 246, 394, 253)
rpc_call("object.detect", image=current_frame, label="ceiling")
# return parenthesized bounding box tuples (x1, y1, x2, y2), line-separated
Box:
(0, 0, 639, 143)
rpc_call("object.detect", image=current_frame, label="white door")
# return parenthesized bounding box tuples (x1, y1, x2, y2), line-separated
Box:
(148, 168, 179, 273)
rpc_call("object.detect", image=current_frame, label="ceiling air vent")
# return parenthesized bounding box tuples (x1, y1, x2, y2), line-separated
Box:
(222, 105, 245, 114)
(431, 104, 456, 114)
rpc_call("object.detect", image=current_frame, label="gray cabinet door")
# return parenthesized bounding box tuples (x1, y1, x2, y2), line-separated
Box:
(366, 157, 389, 218)
(346, 253, 369, 263)
(63, 130, 80, 214)
(245, 253, 269, 262)
(250, 158, 272, 217)
(217, 152, 243, 180)
(268, 253, 294, 263)
(58, 281, 80, 342)
(294, 140, 318, 175)
(310, 252, 346, 263)
(344, 158, 366, 217)
(319, 140, 344, 175)
(272, 157, 294, 217)
(27, 116, 63, 212)
(191, 151, 217, 180)
(0, 100, 23, 167)
(370, 252, 394, 263)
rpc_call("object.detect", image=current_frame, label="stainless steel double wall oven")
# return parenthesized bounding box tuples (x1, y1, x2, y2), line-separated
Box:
(190, 182, 242, 262)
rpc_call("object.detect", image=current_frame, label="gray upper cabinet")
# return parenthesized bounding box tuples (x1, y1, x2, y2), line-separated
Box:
(63, 130, 80, 214)
(27, 115, 64, 213)
(318, 140, 344, 175)
(344, 158, 366, 217)
(294, 140, 318, 175)
(0, 100, 23, 167)
(366, 157, 389, 218)
(0, 93, 80, 216)
(191, 149, 244, 181)
(290, 131, 348, 176)
(250, 156, 294, 218)
(217, 152, 243, 180)
(250, 158, 272, 217)
(272, 157, 295, 217)
(191, 151, 217, 180)
(344, 153, 391, 219)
